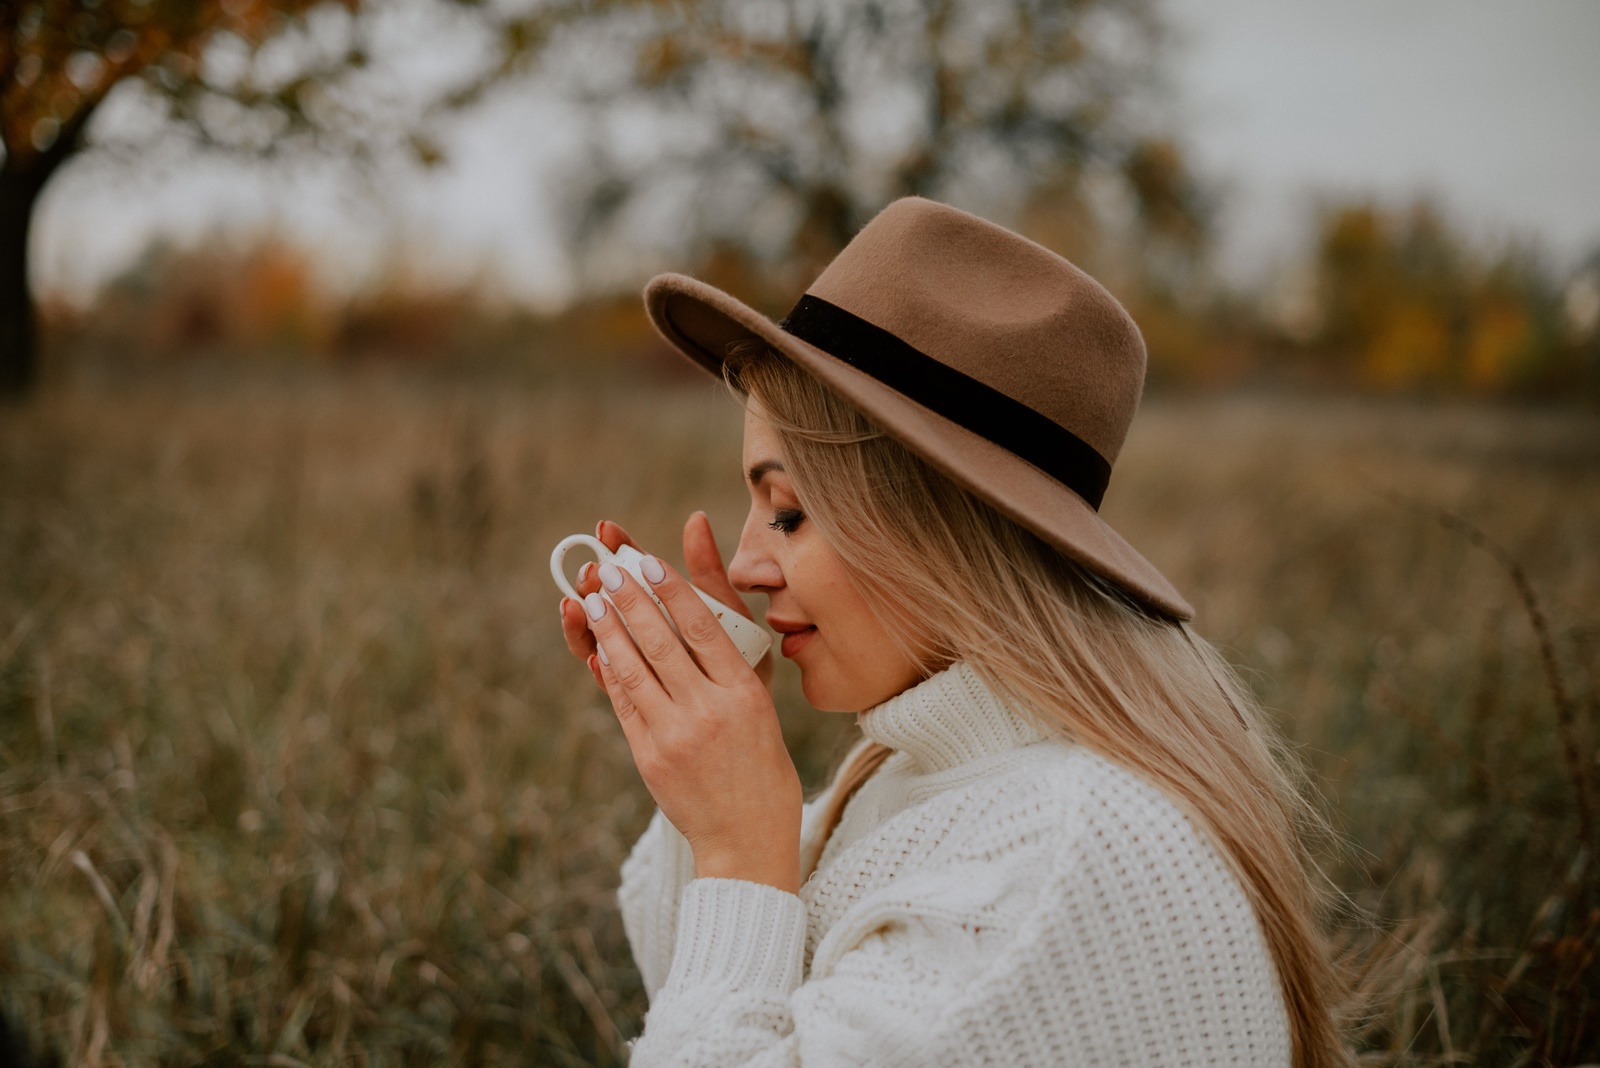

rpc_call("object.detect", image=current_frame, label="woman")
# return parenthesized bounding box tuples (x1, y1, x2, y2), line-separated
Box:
(557, 197, 1351, 1066)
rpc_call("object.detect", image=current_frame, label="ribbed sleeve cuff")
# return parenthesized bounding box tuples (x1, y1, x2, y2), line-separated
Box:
(661, 878, 808, 995)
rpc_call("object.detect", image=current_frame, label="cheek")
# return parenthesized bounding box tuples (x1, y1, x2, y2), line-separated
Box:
(794, 546, 879, 640)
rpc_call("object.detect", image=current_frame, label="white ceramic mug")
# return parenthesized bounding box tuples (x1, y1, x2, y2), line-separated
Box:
(550, 534, 772, 669)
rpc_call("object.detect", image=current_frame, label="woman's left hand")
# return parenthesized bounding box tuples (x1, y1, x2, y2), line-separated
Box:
(582, 553, 803, 895)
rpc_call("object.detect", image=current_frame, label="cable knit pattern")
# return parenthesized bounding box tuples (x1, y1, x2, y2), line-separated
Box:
(616, 661, 1291, 1066)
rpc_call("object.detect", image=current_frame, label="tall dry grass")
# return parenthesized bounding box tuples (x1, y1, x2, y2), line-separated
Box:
(1, 373, 1596, 1065)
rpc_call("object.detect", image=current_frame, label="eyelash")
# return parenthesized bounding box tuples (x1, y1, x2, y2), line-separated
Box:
(767, 508, 805, 534)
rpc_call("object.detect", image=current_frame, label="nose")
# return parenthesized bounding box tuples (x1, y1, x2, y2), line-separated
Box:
(727, 514, 783, 594)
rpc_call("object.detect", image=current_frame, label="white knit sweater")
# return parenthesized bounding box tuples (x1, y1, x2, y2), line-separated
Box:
(616, 660, 1291, 1066)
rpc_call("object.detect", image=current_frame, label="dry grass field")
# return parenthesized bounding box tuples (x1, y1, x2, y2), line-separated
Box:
(1, 372, 1596, 1066)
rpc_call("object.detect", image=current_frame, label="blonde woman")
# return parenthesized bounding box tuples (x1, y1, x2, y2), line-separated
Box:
(557, 197, 1351, 1066)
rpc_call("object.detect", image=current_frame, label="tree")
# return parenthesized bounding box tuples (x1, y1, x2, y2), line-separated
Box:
(1, 0, 1210, 396)
(0, 0, 369, 396)
(529, 0, 1211, 301)
(1306, 197, 1577, 394)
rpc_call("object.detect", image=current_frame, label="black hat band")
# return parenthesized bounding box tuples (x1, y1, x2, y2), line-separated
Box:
(777, 293, 1112, 510)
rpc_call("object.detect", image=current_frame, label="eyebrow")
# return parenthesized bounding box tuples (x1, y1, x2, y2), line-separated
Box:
(746, 459, 785, 487)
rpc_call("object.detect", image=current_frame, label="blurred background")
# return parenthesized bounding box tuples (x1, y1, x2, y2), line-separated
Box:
(1, 0, 1597, 1063)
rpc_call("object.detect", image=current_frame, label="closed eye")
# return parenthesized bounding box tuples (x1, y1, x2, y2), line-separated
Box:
(767, 508, 804, 534)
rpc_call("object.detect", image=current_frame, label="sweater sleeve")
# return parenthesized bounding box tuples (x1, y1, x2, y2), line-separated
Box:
(624, 768, 1290, 1068)
(618, 808, 699, 1001)
(618, 779, 848, 1005)
(624, 863, 1027, 1068)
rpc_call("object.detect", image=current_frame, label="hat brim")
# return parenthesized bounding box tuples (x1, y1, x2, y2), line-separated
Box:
(644, 272, 1194, 621)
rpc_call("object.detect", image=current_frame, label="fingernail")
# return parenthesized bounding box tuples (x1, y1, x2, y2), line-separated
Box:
(580, 562, 596, 582)
(584, 592, 606, 621)
(599, 562, 624, 592)
(642, 555, 666, 584)
(596, 642, 609, 666)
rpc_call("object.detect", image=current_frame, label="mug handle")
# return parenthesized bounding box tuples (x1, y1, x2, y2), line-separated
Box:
(550, 533, 612, 603)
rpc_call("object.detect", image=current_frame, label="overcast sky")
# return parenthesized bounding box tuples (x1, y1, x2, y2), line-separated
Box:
(31, 0, 1600, 306)
(1162, 0, 1600, 284)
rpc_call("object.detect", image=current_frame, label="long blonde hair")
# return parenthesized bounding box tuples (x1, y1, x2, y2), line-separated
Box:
(721, 339, 1354, 1068)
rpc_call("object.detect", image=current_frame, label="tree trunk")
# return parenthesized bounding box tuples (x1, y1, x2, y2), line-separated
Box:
(0, 169, 43, 400)
(0, 95, 93, 402)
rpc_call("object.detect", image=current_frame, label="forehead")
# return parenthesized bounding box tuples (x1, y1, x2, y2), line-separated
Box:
(741, 401, 781, 463)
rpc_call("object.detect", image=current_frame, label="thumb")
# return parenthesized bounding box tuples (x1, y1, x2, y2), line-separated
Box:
(686, 510, 776, 691)
(597, 519, 641, 555)
(682, 511, 752, 620)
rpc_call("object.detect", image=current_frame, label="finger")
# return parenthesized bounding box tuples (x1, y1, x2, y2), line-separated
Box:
(581, 583, 668, 719)
(575, 560, 602, 597)
(683, 513, 774, 686)
(594, 646, 653, 758)
(631, 552, 750, 686)
(683, 511, 755, 621)
(561, 596, 598, 661)
(591, 562, 705, 698)
(597, 519, 642, 555)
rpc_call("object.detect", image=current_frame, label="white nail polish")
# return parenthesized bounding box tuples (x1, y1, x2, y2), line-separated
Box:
(599, 562, 624, 592)
(584, 592, 606, 621)
(641, 555, 666, 584)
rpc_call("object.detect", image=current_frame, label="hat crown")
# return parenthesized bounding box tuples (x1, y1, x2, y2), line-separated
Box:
(803, 197, 1147, 465)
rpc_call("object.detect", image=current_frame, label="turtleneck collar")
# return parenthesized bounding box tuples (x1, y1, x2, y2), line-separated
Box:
(857, 661, 1052, 774)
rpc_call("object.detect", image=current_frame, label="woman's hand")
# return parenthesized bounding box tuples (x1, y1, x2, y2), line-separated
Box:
(578, 544, 802, 894)
(558, 514, 776, 695)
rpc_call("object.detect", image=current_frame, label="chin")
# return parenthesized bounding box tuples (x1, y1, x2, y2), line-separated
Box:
(799, 671, 833, 712)
(796, 663, 832, 711)
(798, 666, 866, 715)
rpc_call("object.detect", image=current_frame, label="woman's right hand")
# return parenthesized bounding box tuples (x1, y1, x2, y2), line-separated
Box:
(558, 511, 776, 695)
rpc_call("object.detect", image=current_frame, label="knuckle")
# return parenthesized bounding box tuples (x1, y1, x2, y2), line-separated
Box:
(701, 703, 731, 737)
(682, 611, 723, 646)
(654, 729, 691, 763)
(635, 752, 665, 781)
(637, 629, 679, 662)
(615, 663, 651, 692)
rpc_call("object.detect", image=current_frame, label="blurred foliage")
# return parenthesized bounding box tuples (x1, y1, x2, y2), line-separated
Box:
(38, 191, 1600, 403)
(523, 0, 1211, 297)
(38, 234, 702, 387)
(1, 0, 361, 168)
(2, 0, 378, 395)
(1298, 199, 1597, 398)
(14, 0, 1600, 405)
(2, 0, 1218, 397)
(2, 0, 603, 398)
(1031, 191, 1600, 399)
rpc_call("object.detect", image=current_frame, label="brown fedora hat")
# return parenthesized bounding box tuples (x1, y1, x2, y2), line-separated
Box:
(642, 195, 1193, 621)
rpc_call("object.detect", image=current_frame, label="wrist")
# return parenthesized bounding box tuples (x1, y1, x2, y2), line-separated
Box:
(693, 849, 801, 895)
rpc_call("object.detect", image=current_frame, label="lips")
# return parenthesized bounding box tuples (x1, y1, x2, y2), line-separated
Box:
(768, 617, 817, 658)
(779, 626, 817, 658)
